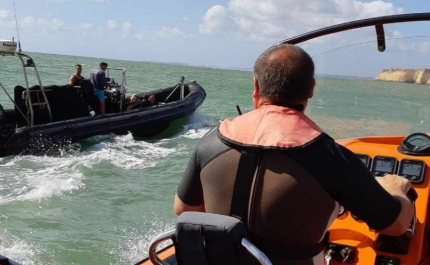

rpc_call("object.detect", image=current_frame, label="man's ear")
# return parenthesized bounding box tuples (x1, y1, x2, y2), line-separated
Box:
(308, 78, 315, 99)
(253, 77, 260, 99)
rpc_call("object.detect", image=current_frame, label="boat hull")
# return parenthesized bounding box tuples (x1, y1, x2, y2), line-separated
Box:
(1, 82, 206, 156)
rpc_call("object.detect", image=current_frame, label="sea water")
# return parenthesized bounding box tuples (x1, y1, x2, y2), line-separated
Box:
(1, 52, 430, 265)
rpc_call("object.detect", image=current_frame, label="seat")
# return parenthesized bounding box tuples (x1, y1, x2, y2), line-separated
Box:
(148, 212, 272, 265)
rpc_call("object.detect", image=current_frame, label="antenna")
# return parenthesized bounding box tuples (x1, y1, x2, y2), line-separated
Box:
(12, 0, 21, 52)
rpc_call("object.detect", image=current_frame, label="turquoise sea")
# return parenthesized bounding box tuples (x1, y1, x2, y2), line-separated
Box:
(1, 52, 430, 265)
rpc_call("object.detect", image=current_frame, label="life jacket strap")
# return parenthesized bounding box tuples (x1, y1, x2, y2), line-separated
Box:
(230, 149, 260, 224)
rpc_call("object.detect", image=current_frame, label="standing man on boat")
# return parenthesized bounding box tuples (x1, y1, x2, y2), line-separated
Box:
(90, 62, 108, 114)
(173, 44, 413, 265)
(69, 64, 85, 87)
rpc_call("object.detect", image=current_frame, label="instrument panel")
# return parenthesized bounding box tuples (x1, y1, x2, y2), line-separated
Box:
(329, 135, 430, 265)
(356, 154, 425, 183)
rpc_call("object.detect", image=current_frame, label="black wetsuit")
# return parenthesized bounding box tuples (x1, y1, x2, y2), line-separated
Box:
(177, 105, 400, 265)
(178, 130, 400, 230)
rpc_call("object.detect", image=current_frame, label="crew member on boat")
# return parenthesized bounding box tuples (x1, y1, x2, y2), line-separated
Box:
(124, 94, 157, 109)
(90, 62, 108, 114)
(173, 44, 413, 265)
(69, 64, 85, 87)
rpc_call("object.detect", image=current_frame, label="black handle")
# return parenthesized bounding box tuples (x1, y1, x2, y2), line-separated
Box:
(407, 188, 418, 202)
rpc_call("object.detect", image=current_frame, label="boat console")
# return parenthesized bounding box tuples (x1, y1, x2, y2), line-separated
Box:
(330, 133, 430, 265)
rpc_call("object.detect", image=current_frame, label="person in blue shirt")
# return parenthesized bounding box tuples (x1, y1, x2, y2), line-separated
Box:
(90, 62, 108, 114)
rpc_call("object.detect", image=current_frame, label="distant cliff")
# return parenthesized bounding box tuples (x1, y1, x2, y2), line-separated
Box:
(375, 69, 430, 84)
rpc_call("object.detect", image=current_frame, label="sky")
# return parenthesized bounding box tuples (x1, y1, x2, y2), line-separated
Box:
(0, 0, 430, 73)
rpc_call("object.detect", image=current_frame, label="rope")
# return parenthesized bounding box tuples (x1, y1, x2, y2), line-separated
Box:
(312, 35, 430, 58)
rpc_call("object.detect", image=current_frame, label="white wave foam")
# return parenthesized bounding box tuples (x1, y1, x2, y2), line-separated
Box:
(161, 112, 214, 141)
(0, 155, 85, 205)
(79, 133, 177, 170)
(0, 113, 213, 204)
(0, 232, 45, 265)
(114, 219, 174, 264)
(182, 112, 213, 132)
(182, 128, 211, 139)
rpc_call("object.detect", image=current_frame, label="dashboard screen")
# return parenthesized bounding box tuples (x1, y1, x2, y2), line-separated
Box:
(356, 154, 371, 168)
(371, 156, 397, 177)
(398, 159, 425, 183)
(374, 160, 394, 173)
(402, 163, 422, 176)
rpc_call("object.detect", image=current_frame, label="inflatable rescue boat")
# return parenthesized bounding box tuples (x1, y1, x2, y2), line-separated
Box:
(0, 47, 206, 157)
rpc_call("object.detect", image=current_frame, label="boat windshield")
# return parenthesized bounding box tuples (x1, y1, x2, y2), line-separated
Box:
(294, 21, 430, 139)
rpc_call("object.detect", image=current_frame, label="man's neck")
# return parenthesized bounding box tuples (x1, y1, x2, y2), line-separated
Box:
(256, 98, 307, 112)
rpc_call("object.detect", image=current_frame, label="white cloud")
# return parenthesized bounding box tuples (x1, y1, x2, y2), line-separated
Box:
(36, 18, 64, 32)
(36, 18, 50, 30)
(155, 26, 187, 39)
(135, 30, 146, 40)
(199, 0, 404, 42)
(122, 22, 133, 37)
(351, 0, 402, 19)
(66, 22, 94, 30)
(51, 19, 64, 31)
(386, 29, 403, 39)
(418, 42, 430, 53)
(0, 9, 9, 20)
(199, 5, 235, 34)
(107, 19, 117, 29)
(17, 16, 92, 33)
(395, 40, 430, 54)
(20, 16, 35, 28)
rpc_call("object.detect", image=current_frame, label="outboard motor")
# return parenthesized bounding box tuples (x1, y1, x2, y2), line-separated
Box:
(105, 78, 124, 112)
(0, 104, 5, 124)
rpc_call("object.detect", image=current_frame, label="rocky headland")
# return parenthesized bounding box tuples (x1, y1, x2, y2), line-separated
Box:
(375, 69, 430, 84)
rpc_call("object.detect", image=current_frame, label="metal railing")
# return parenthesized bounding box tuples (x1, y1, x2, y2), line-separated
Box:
(148, 229, 272, 265)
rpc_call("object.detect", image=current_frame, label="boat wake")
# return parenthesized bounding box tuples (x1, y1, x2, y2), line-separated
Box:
(0, 155, 85, 205)
(80, 133, 178, 170)
(0, 111, 215, 264)
(0, 112, 213, 205)
(0, 231, 49, 265)
(181, 127, 211, 139)
(159, 112, 214, 142)
(114, 218, 174, 264)
(179, 113, 213, 139)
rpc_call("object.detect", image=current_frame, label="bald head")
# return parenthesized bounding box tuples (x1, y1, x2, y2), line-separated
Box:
(253, 44, 315, 106)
